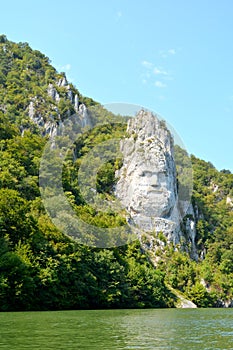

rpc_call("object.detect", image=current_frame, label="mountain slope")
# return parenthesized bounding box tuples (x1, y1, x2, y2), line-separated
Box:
(0, 35, 175, 311)
(0, 35, 232, 310)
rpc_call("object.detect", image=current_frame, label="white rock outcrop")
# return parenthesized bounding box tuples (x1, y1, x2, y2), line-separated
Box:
(28, 100, 44, 128)
(26, 73, 93, 138)
(67, 87, 73, 102)
(78, 103, 92, 127)
(115, 110, 182, 244)
(57, 77, 68, 87)
(226, 196, 233, 207)
(74, 94, 79, 112)
(27, 96, 91, 139)
(47, 83, 60, 102)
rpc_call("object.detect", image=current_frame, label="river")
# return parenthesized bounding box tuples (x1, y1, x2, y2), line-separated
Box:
(0, 308, 232, 349)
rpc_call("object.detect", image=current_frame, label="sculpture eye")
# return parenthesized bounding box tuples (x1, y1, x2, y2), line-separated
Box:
(147, 171, 153, 177)
(142, 171, 152, 177)
(139, 170, 155, 177)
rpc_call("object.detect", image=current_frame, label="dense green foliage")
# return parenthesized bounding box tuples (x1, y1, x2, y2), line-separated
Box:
(0, 35, 232, 310)
(0, 36, 174, 311)
(191, 157, 233, 304)
(156, 156, 233, 307)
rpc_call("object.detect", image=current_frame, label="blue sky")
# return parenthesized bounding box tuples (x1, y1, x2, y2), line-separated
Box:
(1, 0, 233, 171)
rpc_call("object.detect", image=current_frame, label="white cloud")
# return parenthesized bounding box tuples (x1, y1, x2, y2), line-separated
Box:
(168, 48, 176, 55)
(60, 63, 71, 71)
(116, 10, 123, 21)
(159, 49, 176, 58)
(142, 61, 169, 76)
(153, 67, 168, 76)
(141, 60, 172, 88)
(155, 81, 167, 88)
(141, 60, 153, 69)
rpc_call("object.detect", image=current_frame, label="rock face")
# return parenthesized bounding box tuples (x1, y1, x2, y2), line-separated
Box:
(183, 203, 198, 259)
(226, 196, 233, 207)
(47, 83, 60, 102)
(115, 110, 193, 248)
(27, 79, 92, 138)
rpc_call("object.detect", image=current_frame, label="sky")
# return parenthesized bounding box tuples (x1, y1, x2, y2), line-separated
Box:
(1, 0, 233, 171)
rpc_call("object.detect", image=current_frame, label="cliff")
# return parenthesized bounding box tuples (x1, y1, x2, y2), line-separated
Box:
(115, 110, 197, 258)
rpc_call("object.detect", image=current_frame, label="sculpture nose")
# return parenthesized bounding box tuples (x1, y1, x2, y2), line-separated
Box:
(149, 174, 159, 187)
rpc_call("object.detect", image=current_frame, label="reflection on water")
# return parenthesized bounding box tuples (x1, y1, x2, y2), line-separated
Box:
(0, 309, 233, 349)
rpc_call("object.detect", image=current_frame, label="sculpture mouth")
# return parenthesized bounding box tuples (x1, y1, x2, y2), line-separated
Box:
(138, 184, 163, 191)
(146, 188, 164, 194)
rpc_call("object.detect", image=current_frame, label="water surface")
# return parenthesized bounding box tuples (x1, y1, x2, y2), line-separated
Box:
(0, 308, 232, 349)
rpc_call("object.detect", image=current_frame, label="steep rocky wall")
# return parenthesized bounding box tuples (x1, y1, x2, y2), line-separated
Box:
(115, 110, 197, 257)
(27, 78, 92, 138)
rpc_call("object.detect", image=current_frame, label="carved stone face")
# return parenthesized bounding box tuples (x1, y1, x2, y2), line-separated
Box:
(127, 154, 175, 219)
(115, 111, 178, 232)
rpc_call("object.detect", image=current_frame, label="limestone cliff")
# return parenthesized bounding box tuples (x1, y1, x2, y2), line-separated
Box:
(115, 110, 197, 256)
(27, 78, 91, 138)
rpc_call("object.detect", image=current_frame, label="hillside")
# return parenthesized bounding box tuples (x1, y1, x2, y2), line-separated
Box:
(0, 35, 233, 310)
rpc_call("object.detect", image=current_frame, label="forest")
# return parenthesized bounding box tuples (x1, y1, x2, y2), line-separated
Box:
(0, 35, 233, 310)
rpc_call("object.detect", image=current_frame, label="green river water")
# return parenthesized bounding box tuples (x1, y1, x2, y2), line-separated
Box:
(0, 308, 232, 349)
